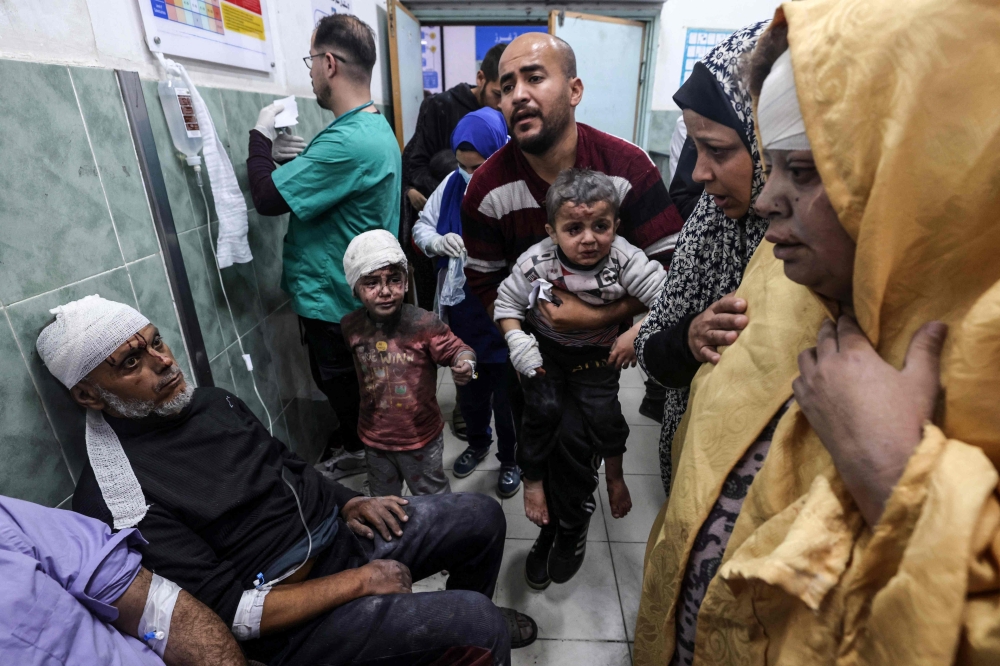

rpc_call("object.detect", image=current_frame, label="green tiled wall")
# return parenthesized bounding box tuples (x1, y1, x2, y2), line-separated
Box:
(0, 58, 350, 506)
(141, 80, 350, 468)
(0, 60, 191, 506)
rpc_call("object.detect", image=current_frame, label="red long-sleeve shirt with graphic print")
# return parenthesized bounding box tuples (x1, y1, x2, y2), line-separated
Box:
(341, 304, 473, 451)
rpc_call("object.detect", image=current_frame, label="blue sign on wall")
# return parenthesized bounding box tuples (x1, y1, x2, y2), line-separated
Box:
(475, 26, 548, 61)
(680, 28, 735, 86)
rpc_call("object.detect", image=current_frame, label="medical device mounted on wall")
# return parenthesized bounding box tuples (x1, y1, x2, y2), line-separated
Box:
(157, 68, 204, 181)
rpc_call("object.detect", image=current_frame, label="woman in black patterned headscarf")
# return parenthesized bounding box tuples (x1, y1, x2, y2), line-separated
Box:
(635, 22, 771, 496)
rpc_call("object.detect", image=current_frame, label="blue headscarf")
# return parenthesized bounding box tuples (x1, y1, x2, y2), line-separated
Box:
(436, 107, 509, 363)
(435, 107, 508, 262)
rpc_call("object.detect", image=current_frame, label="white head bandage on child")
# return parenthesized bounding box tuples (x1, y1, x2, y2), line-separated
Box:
(757, 49, 811, 151)
(343, 230, 408, 292)
(36, 295, 151, 529)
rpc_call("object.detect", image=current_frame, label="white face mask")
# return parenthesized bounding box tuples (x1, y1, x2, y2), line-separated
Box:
(459, 168, 473, 185)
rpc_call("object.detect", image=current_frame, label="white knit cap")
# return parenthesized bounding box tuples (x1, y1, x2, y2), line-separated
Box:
(343, 230, 408, 291)
(36, 294, 150, 389)
(757, 49, 811, 151)
(36, 294, 150, 530)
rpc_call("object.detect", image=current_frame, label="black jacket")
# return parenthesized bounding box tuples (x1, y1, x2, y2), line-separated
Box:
(73, 388, 360, 626)
(402, 83, 480, 196)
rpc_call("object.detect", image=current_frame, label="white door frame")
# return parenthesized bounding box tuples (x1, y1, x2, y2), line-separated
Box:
(404, 5, 662, 149)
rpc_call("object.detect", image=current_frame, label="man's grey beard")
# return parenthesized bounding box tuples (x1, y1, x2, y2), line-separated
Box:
(95, 375, 195, 419)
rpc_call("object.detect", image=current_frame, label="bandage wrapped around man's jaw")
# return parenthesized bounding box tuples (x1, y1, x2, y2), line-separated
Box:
(757, 49, 812, 151)
(35, 295, 151, 530)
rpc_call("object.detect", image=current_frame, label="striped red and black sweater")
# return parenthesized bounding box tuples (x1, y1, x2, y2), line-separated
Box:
(460, 122, 684, 307)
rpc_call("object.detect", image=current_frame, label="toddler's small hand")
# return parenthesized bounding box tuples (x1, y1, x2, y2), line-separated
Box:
(608, 335, 637, 369)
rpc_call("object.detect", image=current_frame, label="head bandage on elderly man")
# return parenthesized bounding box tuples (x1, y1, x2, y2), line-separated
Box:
(36, 295, 152, 529)
(757, 49, 811, 151)
(343, 229, 408, 292)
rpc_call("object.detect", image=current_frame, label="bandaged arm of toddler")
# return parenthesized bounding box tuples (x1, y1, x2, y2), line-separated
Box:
(493, 269, 545, 377)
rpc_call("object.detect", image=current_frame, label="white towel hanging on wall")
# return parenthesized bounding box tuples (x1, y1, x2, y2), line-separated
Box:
(155, 53, 253, 269)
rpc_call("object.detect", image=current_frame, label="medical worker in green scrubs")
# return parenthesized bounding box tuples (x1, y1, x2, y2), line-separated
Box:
(247, 13, 401, 475)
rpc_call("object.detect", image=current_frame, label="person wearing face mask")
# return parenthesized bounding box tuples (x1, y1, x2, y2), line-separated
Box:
(412, 108, 522, 498)
(634, 23, 770, 497)
(246, 14, 401, 480)
(634, 1, 1000, 664)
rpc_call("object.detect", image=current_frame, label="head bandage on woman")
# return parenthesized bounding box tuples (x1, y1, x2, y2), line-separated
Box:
(36, 295, 151, 529)
(757, 49, 811, 151)
(343, 230, 408, 292)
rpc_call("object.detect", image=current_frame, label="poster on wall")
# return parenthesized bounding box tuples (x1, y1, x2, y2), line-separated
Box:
(679, 28, 734, 85)
(421, 26, 442, 95)
(138, 0, 275, 73)
(474, 25, 547, 63)
(311, 0, 353, 25)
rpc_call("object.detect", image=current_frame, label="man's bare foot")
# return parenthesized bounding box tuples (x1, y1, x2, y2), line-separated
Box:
(606, 476, 632, 519)
(523, 480, 550, 526)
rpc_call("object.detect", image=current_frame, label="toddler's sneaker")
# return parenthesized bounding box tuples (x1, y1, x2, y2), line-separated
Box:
(525, 524, 556, 590)
(548, 519, 589, 584)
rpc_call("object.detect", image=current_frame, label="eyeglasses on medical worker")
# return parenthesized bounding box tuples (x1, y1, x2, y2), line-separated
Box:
(303, 52, 351, 69)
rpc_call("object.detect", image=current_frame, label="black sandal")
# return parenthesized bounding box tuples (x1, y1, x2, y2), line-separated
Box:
(498, 607, 538, 649)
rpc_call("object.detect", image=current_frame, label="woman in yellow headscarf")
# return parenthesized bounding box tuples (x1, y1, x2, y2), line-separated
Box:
(634, 0, 1000, 663)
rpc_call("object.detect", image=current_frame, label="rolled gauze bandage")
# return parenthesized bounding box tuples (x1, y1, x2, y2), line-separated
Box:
(36, 295, 151, 530)
(343, 230, 408, 292)
(505, 329, 543, 378)
(139, 574, 182, 657)
(757, 49, 811, 151)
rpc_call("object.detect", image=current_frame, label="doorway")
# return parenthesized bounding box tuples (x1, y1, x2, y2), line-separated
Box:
(386, 1, 664, 150)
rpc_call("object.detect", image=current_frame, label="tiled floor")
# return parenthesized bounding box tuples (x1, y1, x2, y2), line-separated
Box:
(341, 365, 666, 665)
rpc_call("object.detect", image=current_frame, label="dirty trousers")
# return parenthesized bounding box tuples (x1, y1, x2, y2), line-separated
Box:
(516, 344, 629, 528)
(245, 493, 510, 666)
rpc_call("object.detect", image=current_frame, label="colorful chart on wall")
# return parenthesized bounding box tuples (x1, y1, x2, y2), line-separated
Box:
(139, 0, 276, 73)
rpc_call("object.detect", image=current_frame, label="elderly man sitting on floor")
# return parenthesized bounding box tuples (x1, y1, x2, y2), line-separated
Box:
(35, 294, 536, 666)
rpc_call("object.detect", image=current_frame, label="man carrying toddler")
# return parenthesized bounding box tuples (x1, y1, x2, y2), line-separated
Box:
(494, 169, 667, 589)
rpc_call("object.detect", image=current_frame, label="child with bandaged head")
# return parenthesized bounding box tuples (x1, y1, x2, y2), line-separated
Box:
(494, 169, 667, 588)
(341, 230, 476, 497)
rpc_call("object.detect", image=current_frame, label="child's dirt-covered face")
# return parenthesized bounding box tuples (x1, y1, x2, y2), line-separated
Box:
(545, 200, 619, 267)
(356, 264, 407, 321)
